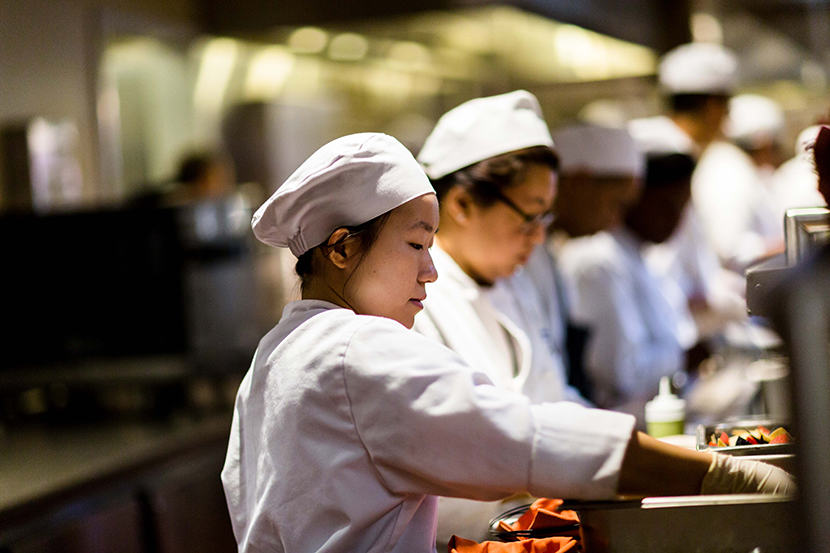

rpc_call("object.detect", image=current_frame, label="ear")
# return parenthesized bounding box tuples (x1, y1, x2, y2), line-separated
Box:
(443, 186, 473, 226)
(324, 228, 356, 270)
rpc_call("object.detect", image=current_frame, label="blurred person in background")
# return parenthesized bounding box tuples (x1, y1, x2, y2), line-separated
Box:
(557, 121, 702, 423)
(646, 42, 750, 343)
(131, 149, 237, 207)
(693, 94, 786, 271)
(522, 124, 648, 401)
(414, 91, 587, 548)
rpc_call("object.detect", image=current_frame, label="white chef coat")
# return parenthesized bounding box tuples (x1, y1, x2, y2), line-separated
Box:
(222, 299, 635, 553)
(693, 140, 783, 270)
(413, 246, 584, 405)
(559, 228, 687, 412)
(767, 153, 826, 212)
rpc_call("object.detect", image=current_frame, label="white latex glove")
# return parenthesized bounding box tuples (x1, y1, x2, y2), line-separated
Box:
(700, 453, 795, 495)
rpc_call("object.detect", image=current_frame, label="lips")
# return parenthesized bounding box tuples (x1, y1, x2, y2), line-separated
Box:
(410, 295, 426, 310)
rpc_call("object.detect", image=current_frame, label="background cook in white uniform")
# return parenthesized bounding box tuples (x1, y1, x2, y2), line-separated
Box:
(643, 42, 752, 343)
(222, 132, 795, 553)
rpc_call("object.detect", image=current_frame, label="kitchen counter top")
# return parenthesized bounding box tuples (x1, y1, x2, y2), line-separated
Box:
(0, 411, 233, 531)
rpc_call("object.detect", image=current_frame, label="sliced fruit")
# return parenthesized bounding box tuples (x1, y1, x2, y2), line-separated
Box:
(770, 434, 791, 444)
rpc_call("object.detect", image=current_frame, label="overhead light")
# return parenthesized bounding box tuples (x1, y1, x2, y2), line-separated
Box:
(193, 38, 238, 113)
(244, 46, 295, 100)
(328, 33, 369, 61)
(387, 41, 431, 70)
(289, 27, 328, 54)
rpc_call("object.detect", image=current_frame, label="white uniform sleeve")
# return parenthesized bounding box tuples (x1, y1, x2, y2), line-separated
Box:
(341, 319, 636, 501)
(570, 261, 683, 404)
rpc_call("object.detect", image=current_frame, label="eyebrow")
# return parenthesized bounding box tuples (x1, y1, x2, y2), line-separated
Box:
(410, 220, 437, 233)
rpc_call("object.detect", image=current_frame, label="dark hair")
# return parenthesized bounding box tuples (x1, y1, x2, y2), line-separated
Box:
(644, 153, 696, 188)
(295, 211, 391, 293)
(430, 145, 559, 206)
(669, 93, 729, 115)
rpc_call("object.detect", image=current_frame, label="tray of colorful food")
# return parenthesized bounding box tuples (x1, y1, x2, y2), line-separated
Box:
(695, 419, 794, 456)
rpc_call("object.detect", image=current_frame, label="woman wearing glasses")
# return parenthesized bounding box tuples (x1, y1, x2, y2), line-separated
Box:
(413, 91, 589, 546)
(415, 91, 587, 407)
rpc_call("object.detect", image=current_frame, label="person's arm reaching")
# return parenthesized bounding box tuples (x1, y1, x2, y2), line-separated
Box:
(617, 430, 795, 496)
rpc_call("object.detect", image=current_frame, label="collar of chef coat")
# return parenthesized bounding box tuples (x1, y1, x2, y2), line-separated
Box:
(429, 244, 488, 302)
(609, 225, 645, 258)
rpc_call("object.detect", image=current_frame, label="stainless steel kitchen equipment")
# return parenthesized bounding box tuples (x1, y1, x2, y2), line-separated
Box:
(770, 245, 830, 553)
(559, 495, 797, 553)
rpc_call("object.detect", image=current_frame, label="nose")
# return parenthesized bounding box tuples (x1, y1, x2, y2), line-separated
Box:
(420, 251, 438, 284)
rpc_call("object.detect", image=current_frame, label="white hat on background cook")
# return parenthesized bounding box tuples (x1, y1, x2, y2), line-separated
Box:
(659, 42, 739, 95)
(628, 115, 698, 156)
(417, 90, 554, 180)
(725, 94, 784, 148)
(551, 124, 644, 178)
(252, 133, 434, 257)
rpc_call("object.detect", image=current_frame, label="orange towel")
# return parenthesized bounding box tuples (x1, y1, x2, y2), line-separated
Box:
(500, 498, 580, 539)
(448, 535, 577, 553)
(448, 498, 582, 553)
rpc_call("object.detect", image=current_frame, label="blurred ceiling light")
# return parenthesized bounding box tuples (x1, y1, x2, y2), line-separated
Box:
(440, 16, 493, 54)
(194, 38, 238, 114)
(244, 46, 295, 100)
(364, 64, 413, 100)
(691, 12, 723, 44)
(388, 41, 432, 70)
(328, 33, 369, 61)
(289, 27, 328, 54)
(282, 56, 322, 98)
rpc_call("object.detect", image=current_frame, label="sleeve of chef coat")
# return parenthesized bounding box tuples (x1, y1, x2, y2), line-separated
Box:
(340, 317, 636, 501)
(569, 260, 683, 403)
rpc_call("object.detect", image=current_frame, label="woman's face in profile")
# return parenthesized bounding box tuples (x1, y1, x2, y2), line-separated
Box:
(459, 164, 557, 284)
(345, 193, 440, 328)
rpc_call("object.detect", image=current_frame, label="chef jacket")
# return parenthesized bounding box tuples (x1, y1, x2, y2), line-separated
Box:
(222, 300, 635, 553)
(692, 140, 784, 270)
(559, 228, 688, 412)
(413, 246, 585, 405)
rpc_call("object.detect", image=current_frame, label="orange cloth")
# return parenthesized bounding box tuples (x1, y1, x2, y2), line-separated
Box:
(500, 498, 580, 539)
(448, 498, 582, 553)
(448, 535, 577, 553)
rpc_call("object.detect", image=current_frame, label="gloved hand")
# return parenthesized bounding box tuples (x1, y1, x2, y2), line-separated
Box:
(700, 453, 795, 495)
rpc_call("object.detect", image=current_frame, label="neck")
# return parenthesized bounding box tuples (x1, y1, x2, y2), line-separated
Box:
(434, 234, 494, 287)
(301, 276, 355, 312)
(671, 114, 714, 148)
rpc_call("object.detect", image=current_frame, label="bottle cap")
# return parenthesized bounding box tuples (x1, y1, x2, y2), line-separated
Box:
(645, 376, 686, 423)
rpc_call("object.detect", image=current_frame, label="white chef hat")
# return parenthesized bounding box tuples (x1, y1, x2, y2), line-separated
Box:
(252, 133, 434, 257)
(417, 90, 554, 180)
(659, 42, 739, 95)
(551, 123, 644, 178)
(627, 115, 698, 156)
(725, 94, 784, 148)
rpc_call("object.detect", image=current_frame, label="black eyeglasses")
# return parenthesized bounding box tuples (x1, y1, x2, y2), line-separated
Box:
(489, 188, 554, 234)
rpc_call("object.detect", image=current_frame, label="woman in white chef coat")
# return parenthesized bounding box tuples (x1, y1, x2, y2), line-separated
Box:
(414, 91, 584, 406)
(221, 132, 792, 553)
(412, 91, 593, 546)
